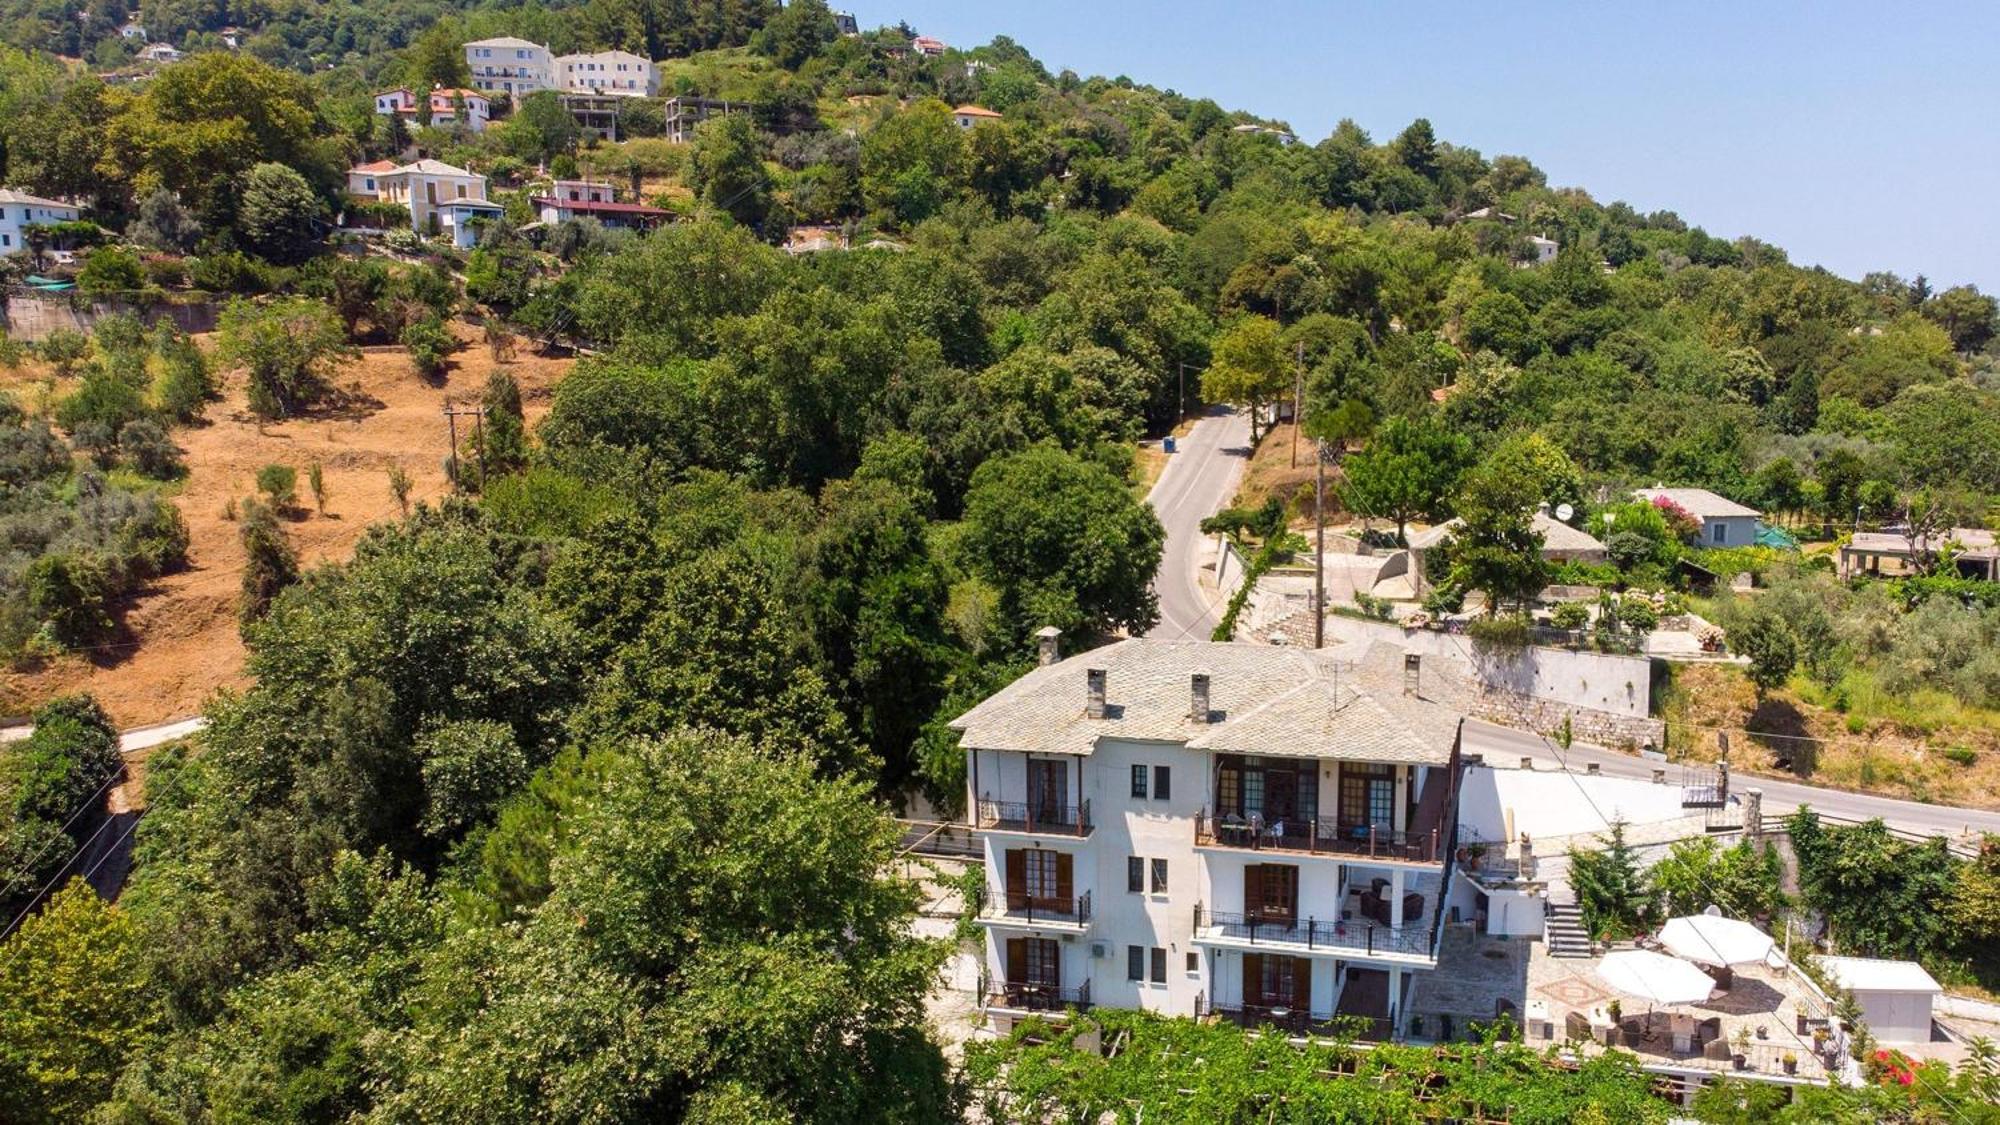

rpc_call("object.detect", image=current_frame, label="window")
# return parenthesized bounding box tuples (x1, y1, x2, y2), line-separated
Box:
(1150, 858, 1169, 894)
(1022, 849, 1061, 901)
(1127, 945, 1145, 981)
(1130, 764, 1148, 799)
(1149, 947, 1167, 984)
(1712, 522, 1727, 544)
(1186, 951, 1200, 973)
(1153, 765, 1172, 801)
(1127, 856, 1143, 894)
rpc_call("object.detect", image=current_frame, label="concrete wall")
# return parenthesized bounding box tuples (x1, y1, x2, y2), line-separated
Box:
(1321, 614, 1655, 719)
(1855, 990, 1933, 1045)
(3, 294, 221, 342)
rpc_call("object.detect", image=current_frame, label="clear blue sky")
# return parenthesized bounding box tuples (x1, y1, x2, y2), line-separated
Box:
(875, 1, 1998, 293)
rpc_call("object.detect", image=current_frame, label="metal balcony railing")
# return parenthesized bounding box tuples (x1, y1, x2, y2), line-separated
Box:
(1194, 810, 1441, 863)
(981, 978, 1092, 1013)
(1193, 905, 1435, 959)
(976, 798, 1092, 837)
(980, 889, 1092, 927)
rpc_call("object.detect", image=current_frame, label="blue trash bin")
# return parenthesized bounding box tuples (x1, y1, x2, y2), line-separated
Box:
(1163, 436, 1177, 454)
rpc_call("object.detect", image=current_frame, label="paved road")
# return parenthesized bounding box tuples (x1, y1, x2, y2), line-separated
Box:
(1464, 719, 2000, 843)
(0, 715, 206, 753)
(1144, 407, 1253, 640)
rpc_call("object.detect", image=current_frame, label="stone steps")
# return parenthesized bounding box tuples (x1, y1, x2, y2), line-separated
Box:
(1545, 901, 1593, 958)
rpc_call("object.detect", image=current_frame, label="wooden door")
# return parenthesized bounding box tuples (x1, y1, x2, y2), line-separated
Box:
(1026, 758, 1067, 824)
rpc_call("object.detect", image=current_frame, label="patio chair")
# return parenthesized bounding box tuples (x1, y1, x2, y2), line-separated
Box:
(1403, 893, 1425, 921)
(1703, 1036, 1732, 1062)
(1564, 1012, 1592, 1041)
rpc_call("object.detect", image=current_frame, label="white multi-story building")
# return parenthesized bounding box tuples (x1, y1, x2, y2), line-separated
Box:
(374, 87, 493, 132)
(954, 634, 1466, 1039)
(465, 37, 555, 96)
(556, 50, 658, 97)
(0, 189, 81, 254)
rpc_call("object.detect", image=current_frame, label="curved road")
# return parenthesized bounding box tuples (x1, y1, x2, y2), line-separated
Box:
(1144, 407, 1254, 640)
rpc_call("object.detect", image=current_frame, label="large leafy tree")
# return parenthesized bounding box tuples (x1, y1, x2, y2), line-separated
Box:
(1340, 413, 1474, 542)
(860, 98, 965, 225)
(961, 443, 1165, 643)
(690, 112, 770, 228)
(99, 53, 335, 229)
(0, 882, 160, 1122)
(1201, 315, 1290, 443)
(236, 161, 324, 266)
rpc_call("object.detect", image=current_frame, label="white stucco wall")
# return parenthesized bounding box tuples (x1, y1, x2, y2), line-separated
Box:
(1321, 615, 1653, 719)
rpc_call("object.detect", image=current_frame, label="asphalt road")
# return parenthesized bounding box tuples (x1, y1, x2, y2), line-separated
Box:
(1464, 719, 2000, 844)
(1143, 407, 1253, 640)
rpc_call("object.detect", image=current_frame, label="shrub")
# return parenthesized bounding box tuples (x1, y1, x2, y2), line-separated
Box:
(0, 419, 71, 485)
(387, 464, 412, 514)
(24, 552, 112, 644)
(118, 418, 183, 479)
(141, 254, 187, 288)
(55, 365, 149, 439)
(188, 250, 280, 295)
(218, 298, 355, 418)
(1550, 601, 1590, 631)
(153, 332, 215, 422)
(237, 499, 297, 627)
(401, 313, 455, 380)
(37, 329, 90, 377)
(1618, 596, 1660, 633)
(306, 461, 326, 514)
(255, 463, 297, 509)
(1468, 613, 1533, 650)
(1941, 746, 1978, 767)
(77, 246, 145, 294)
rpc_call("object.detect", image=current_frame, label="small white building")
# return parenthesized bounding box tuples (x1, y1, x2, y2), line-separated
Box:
(912, 35, 946, 56)
(465, 36, 554, 96)
(556, 49, 658, 97)
(1525, 235, 1559, 266)
(1820, 956, 1940, 1044)
(374, 88, 418, 116)
(118, 21, 146, 40)
(1632, 487, 1761, 549)
(137, 42, 182, 63)
(0, 189, 82, 254)
(952, 104, 1001, 130)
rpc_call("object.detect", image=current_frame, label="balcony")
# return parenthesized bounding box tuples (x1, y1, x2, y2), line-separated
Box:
(1198, 995, 1389, 1040)
(976, 799, 1092, 838)
(980, 978, 1092, 1015)
(1192, 905, 1436, 962)
(1194, 811, 1443, 865)
(978, 889, 1092, 932)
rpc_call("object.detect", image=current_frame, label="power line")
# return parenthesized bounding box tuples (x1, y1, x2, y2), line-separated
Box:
(0, 761, 126, 906)
(0, 811, 125, 941)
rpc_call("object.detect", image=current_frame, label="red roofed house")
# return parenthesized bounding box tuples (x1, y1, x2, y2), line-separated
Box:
(373, 86, 492, 133)
(533, 183, 670, 231)
(911, 35, 946, 56)
(953, 105, 1001, 130)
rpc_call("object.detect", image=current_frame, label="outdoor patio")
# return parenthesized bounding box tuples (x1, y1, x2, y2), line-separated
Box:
(1408, 925, 1846, 1082)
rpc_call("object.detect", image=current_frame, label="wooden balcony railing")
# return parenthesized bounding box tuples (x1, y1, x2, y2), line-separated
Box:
(976, 798, 1092, 837)
(1193, 810, 1440, 864)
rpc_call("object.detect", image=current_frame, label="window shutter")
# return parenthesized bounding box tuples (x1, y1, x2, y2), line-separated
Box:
(1055, 852, 1073, 904)
(1244, 952, 1265, 1006)
(1295, 957, 1312, 1009)
(1005, 849, 1026, 903)
(1006, 938, 1026, 983)
(1244, 864, 1264, 916)
(1155, 765, 1171, 800)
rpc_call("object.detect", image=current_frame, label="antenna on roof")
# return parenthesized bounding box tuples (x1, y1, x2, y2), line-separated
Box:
(1554, 502, 1574, 523)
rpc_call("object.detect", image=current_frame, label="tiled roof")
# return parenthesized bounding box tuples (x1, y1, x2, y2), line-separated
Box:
(1632, 487, 1760, 520)
(0, 189, 77, 209)
(350, 159, 399, 172)
(953, 104, 1000, 117)
(951, 637, 1456, 764)
(1409, 510, 1605, 554)
(464, 36, 544, 49)
(532, 196, 667, 216)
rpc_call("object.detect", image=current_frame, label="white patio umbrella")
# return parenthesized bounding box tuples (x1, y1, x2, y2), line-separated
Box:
(1596, 949, 1719, 1006)
(1659, 913, 1774, 967)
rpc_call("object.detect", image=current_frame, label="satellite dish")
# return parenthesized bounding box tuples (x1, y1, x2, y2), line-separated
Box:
(1554, 503, 1575, 523)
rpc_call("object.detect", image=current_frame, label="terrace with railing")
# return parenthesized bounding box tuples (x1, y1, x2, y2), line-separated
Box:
(980, 978, 1092, 1014)
(1194, 813, 1445, 863)
(978, 889, 1092, 929)
(1192, 905, 1437, 961)
(975, 798, 1092, 837)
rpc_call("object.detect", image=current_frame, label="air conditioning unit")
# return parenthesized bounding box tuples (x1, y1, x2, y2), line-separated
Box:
(1090, 942, 1108, 959)
(1061, 933, 1075, 943)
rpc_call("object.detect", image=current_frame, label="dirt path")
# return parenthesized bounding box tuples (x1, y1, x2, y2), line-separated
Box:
(0, 324, 571, 728)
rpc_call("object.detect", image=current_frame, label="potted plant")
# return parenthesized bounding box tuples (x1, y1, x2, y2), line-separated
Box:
(1782, 1052, 1798, 1075)
(1732, 1027, 1752, 1070)
(1464, 843, 1487, 872)
(1606, 999, 1622, 1025)
(1756, 1024, 1769, 1040)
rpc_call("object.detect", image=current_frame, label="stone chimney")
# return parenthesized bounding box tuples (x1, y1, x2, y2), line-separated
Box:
(1652, 768, 1667, 785)
(1520, 757, 1534, 771)
(1190, 673, 1211, 723)
(1035, 626, 1062, 667)
(1518, 833, 1536, 880)
(1086, 668, 1107, 719)
(1744, 788, 1764, 840)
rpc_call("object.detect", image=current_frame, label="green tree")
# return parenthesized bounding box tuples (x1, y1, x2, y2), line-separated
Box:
(753, 0, 839, 68)
(1921, 284, 1998, 354)
(217, 297, 356, 418)
(496, 90, 579, 164)
(690, 112, 769, 228)
(400, 312, 455, 381)
(236, 161, 324, 266)
(0, 882, 159, 1122)
(479, 369, 529, 479)
(1201, 315, 1289, 443)
(860, 99, 966, 225)
(77, 245, 143, 294)
(1570, 819, 1654, 939)
(1730, 604, 1797, 698)
(406, 23, 469, 90)
(1648, 837, 1788, 920)
(237, 497, 298, 626)
(961, 444, 1165, 642)
(1339, 413, 1473, 542)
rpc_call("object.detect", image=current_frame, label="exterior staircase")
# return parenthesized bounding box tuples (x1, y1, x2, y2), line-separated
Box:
(1544, 900, 1593, 958)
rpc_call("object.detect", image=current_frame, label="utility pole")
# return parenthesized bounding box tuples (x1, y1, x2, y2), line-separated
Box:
(1290, 341, 1304, 468)
(1315, 440, 1332, 649)
(442, 399, 484, 492)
